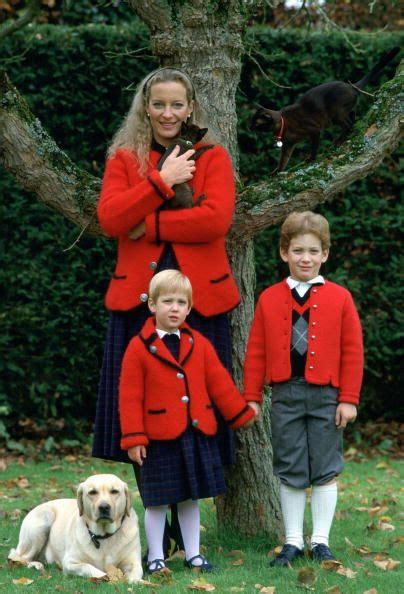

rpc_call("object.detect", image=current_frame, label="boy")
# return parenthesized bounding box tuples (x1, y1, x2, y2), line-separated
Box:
(244, 211, 364, 566)
(119, 270, 256, 574)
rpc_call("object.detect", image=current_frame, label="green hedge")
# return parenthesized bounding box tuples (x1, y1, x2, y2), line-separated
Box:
(0, 25, 402, 442)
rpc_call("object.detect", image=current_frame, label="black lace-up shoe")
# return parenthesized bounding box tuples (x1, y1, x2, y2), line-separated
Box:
(269, 544, 304, 567)
(311, 543, 336, 562)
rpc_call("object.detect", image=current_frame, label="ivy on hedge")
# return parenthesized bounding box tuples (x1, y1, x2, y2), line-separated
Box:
(0, 24, 402, 441)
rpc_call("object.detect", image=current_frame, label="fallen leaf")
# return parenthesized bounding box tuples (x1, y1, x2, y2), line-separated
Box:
(166, 549, 186, 561)
(12, 577, 34, 585)
(106, 565, 125, 583)
(231, 559, 244, 566)
(373, 558, 400, 571)
(89, 575, 109, 583)
(259, 588, 276, 594)
(229, 588, 245, 592)
(375, 461, 388, 469)
(321, 560, 342, 571)
(138, 578, 162, 587)
(363, 589, 378, 594)
(297, 567, 317, 587)
(226, 550, 245, 558)
(0, 458, 6, 472)
(188, 577, 216, 591)
(378, 521, 395, 531)
(336, 566, 357, 578)
(16, 477, 29, 489)
(268, 545, 283, 557)
(324, 587, 342, 594)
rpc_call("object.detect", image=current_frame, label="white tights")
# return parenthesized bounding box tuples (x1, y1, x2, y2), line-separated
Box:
(145, 499, 202, 567)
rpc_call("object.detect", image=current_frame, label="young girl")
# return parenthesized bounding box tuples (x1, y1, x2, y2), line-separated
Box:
(119, 270, 256, 573)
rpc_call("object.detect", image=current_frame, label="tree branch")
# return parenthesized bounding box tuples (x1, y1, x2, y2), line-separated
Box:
(126, 0, 173, 32)
(0, 70, 102, 235)
(0, 59, 401, 242)
(0, 0, 42, 39)
(229, 59, 403, 244)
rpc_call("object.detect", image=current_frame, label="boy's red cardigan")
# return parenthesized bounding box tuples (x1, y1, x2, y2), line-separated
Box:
(97, 145, 240, 317)
(243, 280, 364, 405)
(119, 318, 254, 449)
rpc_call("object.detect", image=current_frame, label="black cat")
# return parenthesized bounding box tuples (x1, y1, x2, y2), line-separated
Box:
(158, 122, 212, 208)
(251, 47, 400, 173)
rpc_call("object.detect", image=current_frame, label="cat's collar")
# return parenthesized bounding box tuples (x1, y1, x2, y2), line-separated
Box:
(275, 116, 285, 148)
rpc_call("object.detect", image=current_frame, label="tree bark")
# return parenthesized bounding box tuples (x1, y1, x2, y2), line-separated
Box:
(0, 70, 102, 236)
(0, 1, 402, 536)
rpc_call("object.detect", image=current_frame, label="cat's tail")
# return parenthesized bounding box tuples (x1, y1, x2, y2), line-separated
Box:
(354, 46, 400, 89)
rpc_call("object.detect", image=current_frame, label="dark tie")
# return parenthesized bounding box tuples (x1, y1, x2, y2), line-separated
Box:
(162, 333, 180, 361)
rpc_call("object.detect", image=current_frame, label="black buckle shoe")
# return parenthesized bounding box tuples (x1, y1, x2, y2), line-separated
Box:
(146, 558, 167, 574)
(184, 554, 214, 572)
(311, 543, 336, 562)
(269, 544, 304, 567)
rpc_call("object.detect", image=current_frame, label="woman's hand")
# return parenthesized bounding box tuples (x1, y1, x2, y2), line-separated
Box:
(159, 145, 196, 187)
(128, 221, 145, 240)
(127, 445, 147, 465)
(335, 403, 357, 429)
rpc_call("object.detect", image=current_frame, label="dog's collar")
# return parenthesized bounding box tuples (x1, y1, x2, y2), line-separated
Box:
(86, 517, 125, 549)
(275, 116, 285, 148)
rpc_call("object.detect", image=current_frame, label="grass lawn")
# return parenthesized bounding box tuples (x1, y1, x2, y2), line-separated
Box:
(0, 451, 402, 593)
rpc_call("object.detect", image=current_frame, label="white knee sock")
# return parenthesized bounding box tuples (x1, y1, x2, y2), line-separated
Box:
(145, 505, 168, 566)
(310, 482, 338, 547)
(177, 499, 201, 563)
(280, 484, 306, 550)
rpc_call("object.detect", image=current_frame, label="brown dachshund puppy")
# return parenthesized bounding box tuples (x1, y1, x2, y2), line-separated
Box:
(158, 122, 211, 208)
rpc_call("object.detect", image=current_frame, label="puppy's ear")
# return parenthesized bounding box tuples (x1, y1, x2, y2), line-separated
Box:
(124, 483, 133, 517)
(180, 121, 188, 135)
(197, 127, 208, 141)
(77, 483, 85, 516)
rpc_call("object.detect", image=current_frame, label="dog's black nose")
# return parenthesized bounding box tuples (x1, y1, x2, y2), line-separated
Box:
(98, 504, 111, 516)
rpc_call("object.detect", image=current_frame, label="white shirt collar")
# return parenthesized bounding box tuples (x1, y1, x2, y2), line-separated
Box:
(286, 276, 325, 297)
(156, 328, 181, 339)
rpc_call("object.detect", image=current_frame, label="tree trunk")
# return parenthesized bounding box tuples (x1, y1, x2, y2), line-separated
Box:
(128, 0, 282, 536)
(215, 238, 282, 536)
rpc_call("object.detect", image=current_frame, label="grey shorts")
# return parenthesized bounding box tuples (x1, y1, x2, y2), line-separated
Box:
(271, 378, 343, 489)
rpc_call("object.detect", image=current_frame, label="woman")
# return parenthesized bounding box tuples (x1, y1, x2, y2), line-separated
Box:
(92, 66, 241, 552)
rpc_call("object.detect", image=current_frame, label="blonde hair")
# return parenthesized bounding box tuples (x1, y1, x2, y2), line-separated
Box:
(108, 67, 216, 176)
(148, 270, 193, 307)
(280, 211, 331, 251)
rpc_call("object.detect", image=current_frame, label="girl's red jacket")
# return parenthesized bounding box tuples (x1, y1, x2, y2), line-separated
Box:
(119, 318, 254, 449)
(97, 145, 240, 317)
(243, 280, 364, 405)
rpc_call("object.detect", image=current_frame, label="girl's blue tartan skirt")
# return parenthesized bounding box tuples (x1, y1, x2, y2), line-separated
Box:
(92, 247, 235, 503)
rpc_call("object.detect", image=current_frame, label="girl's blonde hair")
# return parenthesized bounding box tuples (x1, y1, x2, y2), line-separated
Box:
(280, 211, 331, 251)
(148, 269, 193, 307)
(108, 67, 215, 176)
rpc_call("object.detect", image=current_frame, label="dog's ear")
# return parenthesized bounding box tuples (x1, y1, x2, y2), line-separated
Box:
(180, 121, 188, 136)
(124, 483, 132, 517)
(77, 483, 85, 516)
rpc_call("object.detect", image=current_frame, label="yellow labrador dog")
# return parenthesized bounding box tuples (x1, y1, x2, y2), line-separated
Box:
(8, 474, 142, 583)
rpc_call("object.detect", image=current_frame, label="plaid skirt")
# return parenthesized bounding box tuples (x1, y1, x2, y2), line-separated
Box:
(92, 245, 235, 466)
(138, 426, 226, 506)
